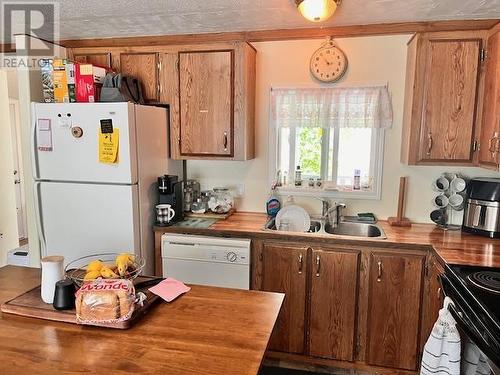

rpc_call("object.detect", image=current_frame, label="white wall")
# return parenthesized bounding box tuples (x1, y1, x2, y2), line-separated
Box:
(0, 70, 19, 266)
(16, 35, 67, 267)
(187, 35, 500, 223)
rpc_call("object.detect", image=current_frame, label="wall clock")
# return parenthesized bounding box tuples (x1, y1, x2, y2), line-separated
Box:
(310, 39, 348, 83)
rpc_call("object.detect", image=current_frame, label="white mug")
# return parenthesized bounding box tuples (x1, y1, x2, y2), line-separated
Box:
(450, 176, 466, 193)
(432, 176, 450, 192)
(41, 255, 64, 304)
(449, 193, 464, 211)
(432, 194, 449, 209)
(156, 204, 175, 223)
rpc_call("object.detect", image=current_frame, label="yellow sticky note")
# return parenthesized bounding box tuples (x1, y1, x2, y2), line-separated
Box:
(99, 128, 119, 164)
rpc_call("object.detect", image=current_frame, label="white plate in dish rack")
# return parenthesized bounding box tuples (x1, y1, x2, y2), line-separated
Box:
(275, 205, 311, 232)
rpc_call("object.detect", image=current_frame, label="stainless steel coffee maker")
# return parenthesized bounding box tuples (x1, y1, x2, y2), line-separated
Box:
(462, 178, 500, 238)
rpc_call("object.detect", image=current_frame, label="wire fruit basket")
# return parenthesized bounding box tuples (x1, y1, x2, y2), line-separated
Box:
(65, 253, 145, 287)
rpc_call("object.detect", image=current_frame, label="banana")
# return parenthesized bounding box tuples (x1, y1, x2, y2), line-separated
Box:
(84, 270, 101, 281)
(86, 260, 103, 272)
(116, 253, 135, 276)
(100, 266, 119, 279)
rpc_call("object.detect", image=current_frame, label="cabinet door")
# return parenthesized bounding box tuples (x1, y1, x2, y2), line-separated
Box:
(309, 249, 359, 361)
(262, 243, 307, 354)
(73, 53, 112, 68)
(179, 50, 233, 157)
(419, 38, 482, 162)
(366, 252, 425, 370)
(119, 53, 159, 102)
(421, 257, 445, 348)
(479, 25, 500, 169)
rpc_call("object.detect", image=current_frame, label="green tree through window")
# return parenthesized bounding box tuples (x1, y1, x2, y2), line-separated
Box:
(297, 127, 322, 177)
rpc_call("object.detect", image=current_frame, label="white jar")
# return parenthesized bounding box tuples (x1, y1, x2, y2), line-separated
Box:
(41, 256, 64, 304)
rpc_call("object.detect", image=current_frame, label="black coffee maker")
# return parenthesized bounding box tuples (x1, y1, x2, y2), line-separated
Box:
(157, 175, 184, 225)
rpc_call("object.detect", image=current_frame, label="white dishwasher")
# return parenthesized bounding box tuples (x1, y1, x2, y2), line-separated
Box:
(161, 234, 250, 290)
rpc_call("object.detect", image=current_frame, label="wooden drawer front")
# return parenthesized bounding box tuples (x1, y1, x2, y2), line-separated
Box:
(366, 253, 424, 370)
(119, 52, 159, 102)
(179, 50, 233, 157)
(419, 38, 481, 162)
(309, 249, 359, 361)
(73, 53, 112, 68)
(262, 243, 307, 354)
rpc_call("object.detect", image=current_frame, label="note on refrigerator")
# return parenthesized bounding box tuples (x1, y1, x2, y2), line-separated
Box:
(99, 128, 119, 164)
(37, 118, 53, 151)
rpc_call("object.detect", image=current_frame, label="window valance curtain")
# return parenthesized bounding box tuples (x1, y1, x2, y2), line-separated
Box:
(271, 85, 393, 129)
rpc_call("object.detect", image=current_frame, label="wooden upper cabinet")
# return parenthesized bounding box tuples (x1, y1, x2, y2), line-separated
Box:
(401, 31, 485, 165)
(261, 242, 307, 354)
(309, 249, 359, 361)
(478, 24, 500, 170)
(168, 43, 256, 161)
(419, 38, 481, 161)
(179, 50, 233, 157)
(119, 52, 159, 102)
(366, 252, 425, 371)
(73, 53, 112, 68)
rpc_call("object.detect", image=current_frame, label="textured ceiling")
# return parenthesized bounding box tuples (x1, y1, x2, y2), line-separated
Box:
(4, 0, 500, 43)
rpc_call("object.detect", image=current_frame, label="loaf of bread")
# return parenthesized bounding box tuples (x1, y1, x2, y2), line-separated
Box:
(75, 279, 135, 324)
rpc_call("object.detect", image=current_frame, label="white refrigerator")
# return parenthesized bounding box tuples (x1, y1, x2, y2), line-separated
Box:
(31, 102, 182, 275)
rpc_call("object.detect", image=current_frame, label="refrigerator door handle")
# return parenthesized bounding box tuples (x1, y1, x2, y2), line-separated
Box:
(31, 116, 39, 180)
(33, 181, 46, 256)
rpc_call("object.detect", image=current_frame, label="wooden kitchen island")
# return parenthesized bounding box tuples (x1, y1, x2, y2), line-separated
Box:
(0, 266, 284, 375)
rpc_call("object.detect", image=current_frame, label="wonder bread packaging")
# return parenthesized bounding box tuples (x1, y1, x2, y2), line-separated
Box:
(75, 279, 135, 325)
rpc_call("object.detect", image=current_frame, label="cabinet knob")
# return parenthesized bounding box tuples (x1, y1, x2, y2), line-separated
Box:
(426, 132, 433, 156)
(377, 260, 383, 282)
(223, 132, 228, 151)
(298, 254, 303, 274)
(315, 255, 321, 277)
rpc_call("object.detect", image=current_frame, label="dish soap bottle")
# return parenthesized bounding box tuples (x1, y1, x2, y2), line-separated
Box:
(295, 166, 302, 187)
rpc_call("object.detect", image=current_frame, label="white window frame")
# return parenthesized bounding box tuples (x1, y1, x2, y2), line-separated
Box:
(268, 92, 385, 200)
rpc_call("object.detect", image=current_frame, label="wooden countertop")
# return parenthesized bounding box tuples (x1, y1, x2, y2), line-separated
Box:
(155, 212, 500, 268)
(0, 266, 284, 375)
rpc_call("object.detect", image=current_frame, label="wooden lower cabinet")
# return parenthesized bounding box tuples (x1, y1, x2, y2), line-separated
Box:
(257, 240, 430, 373)
(261, 243, 307, 354)
(366, 252, 425, 371)
(309, 249, 359, 361)
(421, 255, 445, 347)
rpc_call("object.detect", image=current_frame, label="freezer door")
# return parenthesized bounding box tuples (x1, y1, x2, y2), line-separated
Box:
(35, 181, 141, 265)
(32, 102, 137, 184)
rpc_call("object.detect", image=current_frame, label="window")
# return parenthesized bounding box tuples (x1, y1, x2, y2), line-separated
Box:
(271, 86, 393, 199)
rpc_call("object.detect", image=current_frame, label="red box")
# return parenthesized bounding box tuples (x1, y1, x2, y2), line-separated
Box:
(75, 63, 96, 102)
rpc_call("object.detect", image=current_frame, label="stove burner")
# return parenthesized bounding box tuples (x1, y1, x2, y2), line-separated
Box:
(468, 271, 500, 294)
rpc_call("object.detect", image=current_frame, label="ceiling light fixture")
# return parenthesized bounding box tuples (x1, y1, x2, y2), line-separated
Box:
(295, 0, 341, 23)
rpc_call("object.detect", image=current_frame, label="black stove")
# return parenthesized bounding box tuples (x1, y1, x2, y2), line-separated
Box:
(468, 270, 500, 295)
(442, 264, 500, 373)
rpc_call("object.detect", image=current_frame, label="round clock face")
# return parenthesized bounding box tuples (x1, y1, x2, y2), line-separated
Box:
(310, 43, 348, 83)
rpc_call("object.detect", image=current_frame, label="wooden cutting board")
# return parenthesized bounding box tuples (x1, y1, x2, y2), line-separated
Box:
(0, 276, 162, 329)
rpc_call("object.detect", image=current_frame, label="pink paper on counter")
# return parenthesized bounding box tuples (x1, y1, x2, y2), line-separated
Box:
(149, 278, 191, 302)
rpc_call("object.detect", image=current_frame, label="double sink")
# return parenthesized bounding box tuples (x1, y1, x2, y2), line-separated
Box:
(264, 218, 386, 239)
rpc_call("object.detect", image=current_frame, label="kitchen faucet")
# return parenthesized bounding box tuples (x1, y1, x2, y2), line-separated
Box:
(315, 198, 346, 229)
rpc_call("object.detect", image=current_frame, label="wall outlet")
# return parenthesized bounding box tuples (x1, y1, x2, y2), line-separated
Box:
(234, 184, 245, 198)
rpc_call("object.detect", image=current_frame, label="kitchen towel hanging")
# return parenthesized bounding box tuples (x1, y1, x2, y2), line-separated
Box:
(420, 297, 461, 375)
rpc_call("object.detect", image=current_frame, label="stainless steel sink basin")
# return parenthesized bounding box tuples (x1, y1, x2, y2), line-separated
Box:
(324, 222, 386, 238)
(264, 218, 386, 239)
(264, 218, 322, 233)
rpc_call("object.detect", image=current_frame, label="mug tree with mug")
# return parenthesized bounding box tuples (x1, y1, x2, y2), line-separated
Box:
(430, 173, 467, 230)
